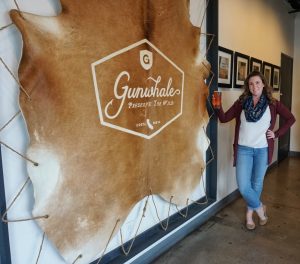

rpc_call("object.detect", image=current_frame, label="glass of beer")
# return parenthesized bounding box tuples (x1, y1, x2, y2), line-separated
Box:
(212, 91, 222, 109)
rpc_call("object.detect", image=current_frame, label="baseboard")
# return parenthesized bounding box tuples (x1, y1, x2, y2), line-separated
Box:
(128, 189, 240, 264)
(289, 151, 300, 157)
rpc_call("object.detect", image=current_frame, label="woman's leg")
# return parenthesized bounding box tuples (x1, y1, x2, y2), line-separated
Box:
(236, 145, 261, 210)
(251, 147, 268, 200)
(252, 147, 268, 223)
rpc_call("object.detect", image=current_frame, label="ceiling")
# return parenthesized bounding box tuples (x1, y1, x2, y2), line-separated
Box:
(286, 0, 300, 13)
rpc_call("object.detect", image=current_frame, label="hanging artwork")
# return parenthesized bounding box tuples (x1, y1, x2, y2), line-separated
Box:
(218, 46, 233, 88)
(234, 52, 249, 88)
(9, 0, 210, 263)
(272, 65, 280, 91)
(263, 61, 273, 86)
(250, 57, 262, 72)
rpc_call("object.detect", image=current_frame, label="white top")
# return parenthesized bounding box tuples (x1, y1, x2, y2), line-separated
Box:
(238, 107, 271, 148)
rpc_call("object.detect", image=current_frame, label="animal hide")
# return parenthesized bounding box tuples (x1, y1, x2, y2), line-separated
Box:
(10, 0, 210, 263)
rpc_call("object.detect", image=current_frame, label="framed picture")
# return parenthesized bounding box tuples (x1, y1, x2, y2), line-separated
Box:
(262, 62, 273, 86)
(234, 52, 249, 88)
(272, 65, 280, 91)
(218, 46, 233, 88)
(250, 57, 262, 72)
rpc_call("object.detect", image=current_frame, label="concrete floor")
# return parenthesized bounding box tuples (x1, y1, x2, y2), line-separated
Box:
(153, 157, 300, 264)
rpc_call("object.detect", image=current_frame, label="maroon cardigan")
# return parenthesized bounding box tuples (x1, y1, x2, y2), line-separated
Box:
(216, 99, 296, 166)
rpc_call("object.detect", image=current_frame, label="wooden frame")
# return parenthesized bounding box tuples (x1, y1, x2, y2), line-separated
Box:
(250, 57, 262, 72)
(262, 62, 273, 86)
(272, 65, 280, 91)
(234, 52, 249, 88)
(218, 46, 233, 88)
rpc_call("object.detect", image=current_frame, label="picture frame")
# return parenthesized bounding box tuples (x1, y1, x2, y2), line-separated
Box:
(218, 46, 233, 88)
(250, 57, 262, 72)
(262, 62, 273, 86)
(272, 65, 280, 91)
(234, 52, 249, 88)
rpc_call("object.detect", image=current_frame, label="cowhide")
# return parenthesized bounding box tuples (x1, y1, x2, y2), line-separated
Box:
(10, 0, 210, 263)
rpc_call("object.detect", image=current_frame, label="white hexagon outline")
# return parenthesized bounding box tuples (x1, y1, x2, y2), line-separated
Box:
(91, 38, 184, 140)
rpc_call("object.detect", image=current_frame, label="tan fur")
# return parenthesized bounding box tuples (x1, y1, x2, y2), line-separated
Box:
(10, 1, 210, 263)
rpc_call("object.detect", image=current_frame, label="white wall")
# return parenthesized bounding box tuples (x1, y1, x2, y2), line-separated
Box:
(217, 0, 296, 199)
(291, 13, 300, 152)
(219, 0, 294, 62)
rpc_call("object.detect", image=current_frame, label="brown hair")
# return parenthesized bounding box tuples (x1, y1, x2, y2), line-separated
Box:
(239, 71, 275, 104)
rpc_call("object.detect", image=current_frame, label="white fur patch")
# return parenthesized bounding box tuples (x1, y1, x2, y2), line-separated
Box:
(196, 125, 209, 154)
(26, 13, 64, 37)
(27, 147, 60, 213)
(33, 129, 40, 142)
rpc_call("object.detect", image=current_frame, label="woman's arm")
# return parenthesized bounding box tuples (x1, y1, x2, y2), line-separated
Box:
(274, 101, 296, 138)
(215, 100, 241, 123)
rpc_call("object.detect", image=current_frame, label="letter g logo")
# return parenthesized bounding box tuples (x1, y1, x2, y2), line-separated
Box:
(143, 54, 150, 64)
(140, 50, 153, 70)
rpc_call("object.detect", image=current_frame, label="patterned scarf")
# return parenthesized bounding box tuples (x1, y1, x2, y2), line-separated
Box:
(243, 95, 268, 122)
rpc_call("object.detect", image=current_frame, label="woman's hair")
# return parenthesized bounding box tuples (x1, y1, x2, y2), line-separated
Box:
(239, 71, 275, 104)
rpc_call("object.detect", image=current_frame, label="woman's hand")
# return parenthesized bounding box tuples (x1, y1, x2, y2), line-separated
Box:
(267, 129, 275, 139)
(212, 92, 222, 109)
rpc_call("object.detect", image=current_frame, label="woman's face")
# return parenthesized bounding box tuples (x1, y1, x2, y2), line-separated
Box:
(248, 75, 264, 98)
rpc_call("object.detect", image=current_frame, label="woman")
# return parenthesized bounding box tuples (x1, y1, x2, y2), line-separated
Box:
(213, 71, 295, 230)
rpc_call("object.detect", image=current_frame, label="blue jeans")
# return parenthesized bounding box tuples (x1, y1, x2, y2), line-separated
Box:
(236, 145, 268, 210)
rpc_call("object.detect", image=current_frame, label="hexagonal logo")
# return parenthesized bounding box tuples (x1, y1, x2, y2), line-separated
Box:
(91, 39, 184, 139)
